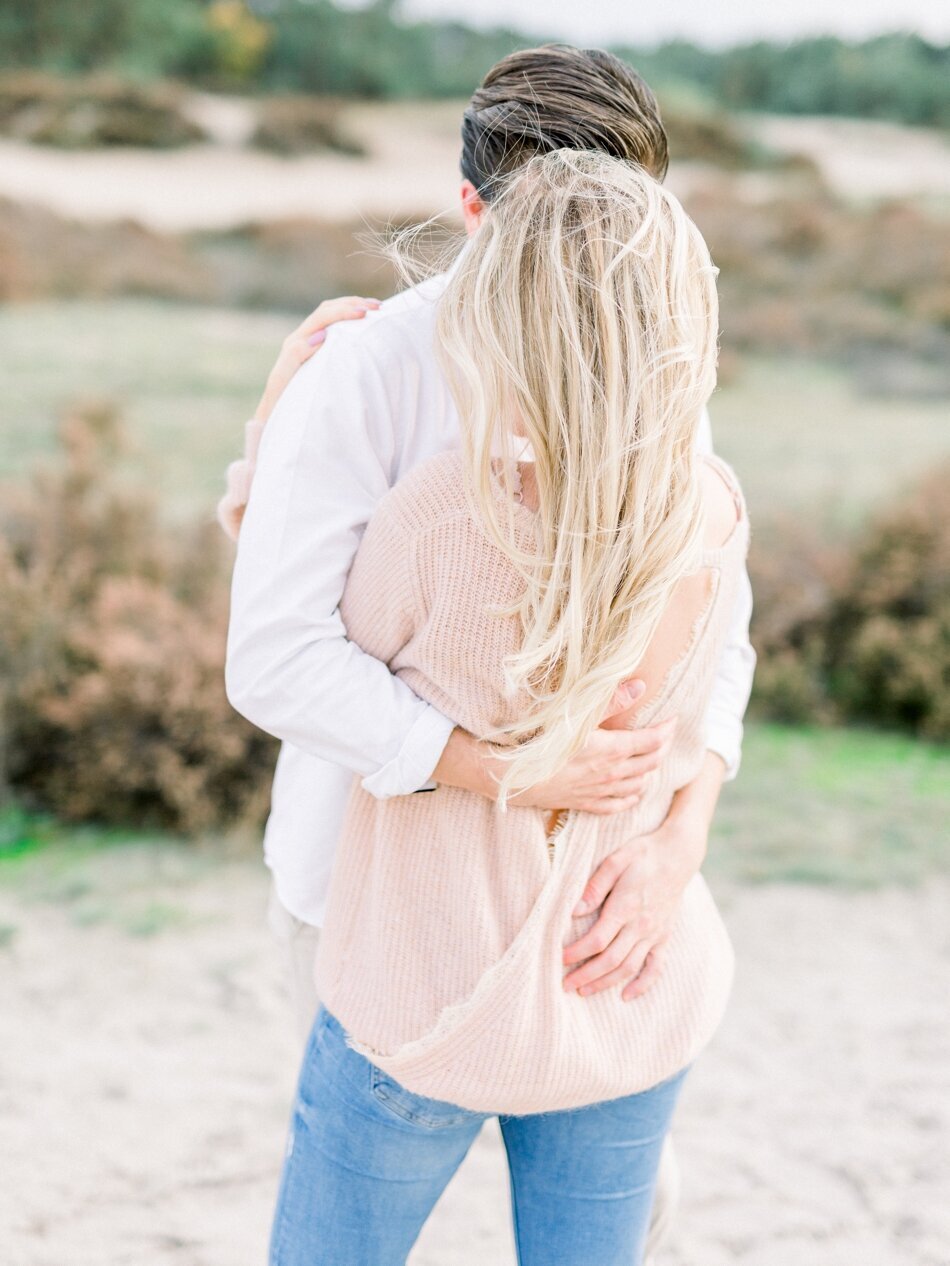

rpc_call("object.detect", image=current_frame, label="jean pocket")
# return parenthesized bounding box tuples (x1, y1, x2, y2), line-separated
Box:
(369, 1065, 482, 1130)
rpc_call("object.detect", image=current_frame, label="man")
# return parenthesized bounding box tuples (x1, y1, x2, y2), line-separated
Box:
(226, 44, 755, 1262)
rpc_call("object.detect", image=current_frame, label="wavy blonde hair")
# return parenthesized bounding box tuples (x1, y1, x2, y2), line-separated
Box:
(435, 149, 720, 804)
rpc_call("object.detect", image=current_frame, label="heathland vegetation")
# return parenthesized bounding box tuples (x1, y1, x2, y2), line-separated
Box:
(3, 387, 947, 835)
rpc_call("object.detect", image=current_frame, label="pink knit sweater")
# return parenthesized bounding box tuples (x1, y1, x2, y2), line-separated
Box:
(315, 450, 750, 1114)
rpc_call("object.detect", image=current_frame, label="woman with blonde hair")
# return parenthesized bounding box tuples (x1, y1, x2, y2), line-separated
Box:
(267, 149, 750, 1265)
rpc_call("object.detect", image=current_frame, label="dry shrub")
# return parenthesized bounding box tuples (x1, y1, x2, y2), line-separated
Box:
(187, 211, 463, 309)
(746, 519, 843, 725)
(664, 106, 752, 169)
(664, 103, 819, 176)
(250, 96, 365, 156)
(686, 184, 950, 377)
(750, 464, 950, 739)
(0, 71, 205, 148)
(0, 399, 275, 832)
(0, 197, 213, 302)
(188, 215, 398, 309)
(823, 465, 950, 739)
(0, 195, 399, 307)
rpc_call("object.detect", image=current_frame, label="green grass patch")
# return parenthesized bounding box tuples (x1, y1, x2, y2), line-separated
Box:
(0, 804, 157, 865)
(710, 723, 950, 887)
(0, 298, 289, 521)
(0, 807, 238, 934)
(1, 299, 948, 531)
(0, 805, 63, 861)
(711, 357, 950, 534)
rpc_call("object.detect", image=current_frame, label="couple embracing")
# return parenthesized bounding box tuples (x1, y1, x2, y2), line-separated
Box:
(223, 43, 754, 1266)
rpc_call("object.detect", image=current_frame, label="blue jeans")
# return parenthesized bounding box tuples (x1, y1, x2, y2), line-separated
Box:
(270, 1006, 689, 1266)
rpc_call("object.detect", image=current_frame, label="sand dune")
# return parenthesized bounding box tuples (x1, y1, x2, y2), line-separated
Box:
(748, 113, 950, 203)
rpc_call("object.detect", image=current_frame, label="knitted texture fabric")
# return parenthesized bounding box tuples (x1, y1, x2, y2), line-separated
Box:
(217, 417, 265, 542)
(315, 450, 751, 1114)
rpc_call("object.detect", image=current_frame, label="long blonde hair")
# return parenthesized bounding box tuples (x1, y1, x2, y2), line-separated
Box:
(435, 149, 720, 804)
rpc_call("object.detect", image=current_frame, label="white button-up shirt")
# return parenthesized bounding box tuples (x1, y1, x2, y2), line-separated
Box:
(226, 271, 756, 925)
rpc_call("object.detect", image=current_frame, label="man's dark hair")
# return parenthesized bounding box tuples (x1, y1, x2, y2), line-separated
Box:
(460, 44, 669, 199)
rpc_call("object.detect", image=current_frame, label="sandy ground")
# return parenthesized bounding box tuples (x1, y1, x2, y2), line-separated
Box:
(0, 101, 465, 231)
(1, 101, 948, 233)
(747, 114, 950, 203)
(1, 844, 948, 1266)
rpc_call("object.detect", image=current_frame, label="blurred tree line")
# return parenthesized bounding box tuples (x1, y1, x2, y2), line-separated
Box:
(0, 0, 947, 126)
(618, 34, 950, 127)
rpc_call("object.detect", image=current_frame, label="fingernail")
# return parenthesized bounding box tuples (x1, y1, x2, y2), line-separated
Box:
(307, 330, 326, 346)
(572, 902, 588, 917)
(579, 986, 592, 997)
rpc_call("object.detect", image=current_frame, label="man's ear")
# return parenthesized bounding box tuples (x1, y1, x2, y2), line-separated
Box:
(460, 179, 488, 236)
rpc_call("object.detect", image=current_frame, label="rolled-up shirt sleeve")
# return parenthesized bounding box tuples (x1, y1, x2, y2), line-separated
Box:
(224, 326, 455, 797)
(695, 405, 757, 781)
